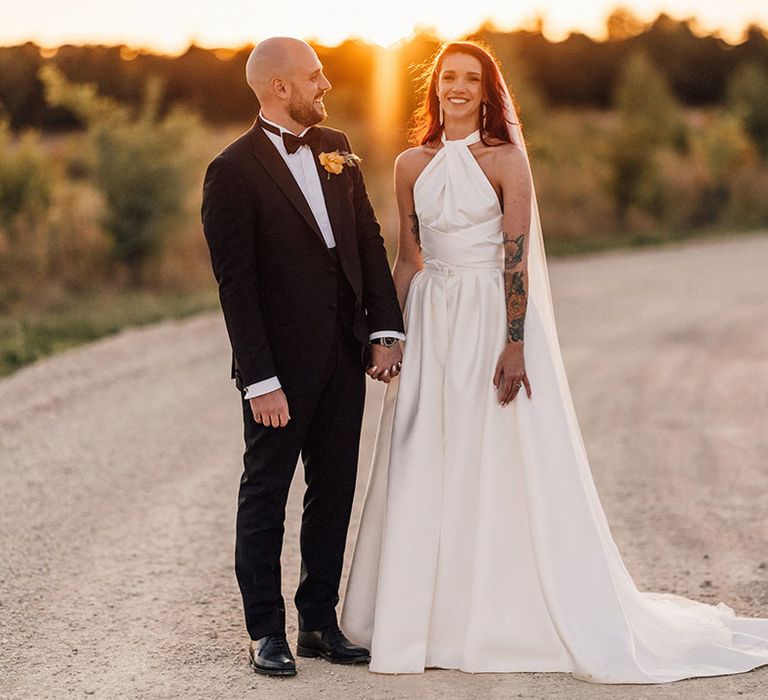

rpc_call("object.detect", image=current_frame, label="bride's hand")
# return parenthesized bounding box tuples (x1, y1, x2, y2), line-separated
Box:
(493, 342, 532, 406)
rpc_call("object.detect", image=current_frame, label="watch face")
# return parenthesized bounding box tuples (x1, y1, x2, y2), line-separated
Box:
(382, 337, 397, 347)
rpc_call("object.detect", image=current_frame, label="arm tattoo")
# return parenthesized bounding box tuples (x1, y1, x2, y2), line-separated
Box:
(503, 233, 525, 267)
(408, 211, 420, 245)
(503, 232, 527, 342)
(508, 317, 525, 342)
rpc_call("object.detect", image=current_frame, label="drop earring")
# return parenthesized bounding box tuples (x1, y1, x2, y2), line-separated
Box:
(481, 101, 487, 130)
(439, 100, 444, 126)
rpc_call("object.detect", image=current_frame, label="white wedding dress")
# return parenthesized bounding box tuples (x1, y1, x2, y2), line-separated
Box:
(340, 128, 768, 683)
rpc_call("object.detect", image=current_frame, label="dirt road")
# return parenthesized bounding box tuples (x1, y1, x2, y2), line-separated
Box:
(2, 233, 767, 699)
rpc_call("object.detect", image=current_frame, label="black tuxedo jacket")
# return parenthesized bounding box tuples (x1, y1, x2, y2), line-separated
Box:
(201, 121, 404, 394)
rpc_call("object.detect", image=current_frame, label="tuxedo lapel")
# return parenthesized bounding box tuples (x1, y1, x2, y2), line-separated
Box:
(248, 125, 326, 246)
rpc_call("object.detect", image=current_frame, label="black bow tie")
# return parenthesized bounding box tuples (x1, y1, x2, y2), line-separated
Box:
(258, 116, 321, 154)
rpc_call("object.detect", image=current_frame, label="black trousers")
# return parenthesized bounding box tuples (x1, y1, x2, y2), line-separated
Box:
(234, 321, 365, 640)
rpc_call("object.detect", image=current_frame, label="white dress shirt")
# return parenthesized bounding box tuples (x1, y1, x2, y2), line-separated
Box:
(244, 113, 404, 399)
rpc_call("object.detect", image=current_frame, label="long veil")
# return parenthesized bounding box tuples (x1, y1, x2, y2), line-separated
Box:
(494, 63, 768, 682)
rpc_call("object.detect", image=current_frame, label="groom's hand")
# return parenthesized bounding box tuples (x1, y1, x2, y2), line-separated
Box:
(249, 388, 291, 428)
(367, 343, 403, 383)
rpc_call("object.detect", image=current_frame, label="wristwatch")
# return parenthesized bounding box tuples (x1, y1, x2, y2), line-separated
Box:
(370, 337, 399, 347)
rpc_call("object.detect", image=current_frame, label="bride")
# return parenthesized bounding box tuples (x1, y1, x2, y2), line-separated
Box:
(340, 40, 768, 683)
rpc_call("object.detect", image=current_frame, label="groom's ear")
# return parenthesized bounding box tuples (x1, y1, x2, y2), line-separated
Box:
(270, 76, 291, 101)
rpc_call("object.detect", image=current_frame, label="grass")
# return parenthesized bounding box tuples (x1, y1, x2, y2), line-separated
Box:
(2, 110, 766, 380)
(0, 287, 219, 377)
(543, 225, 768, 257)
(2, 227, 765, 380)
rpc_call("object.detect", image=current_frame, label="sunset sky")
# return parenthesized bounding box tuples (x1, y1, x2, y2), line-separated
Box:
(2, 0, 767, 51)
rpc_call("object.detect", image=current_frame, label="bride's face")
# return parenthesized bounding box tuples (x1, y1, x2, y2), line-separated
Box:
(436, 52, 483, 123)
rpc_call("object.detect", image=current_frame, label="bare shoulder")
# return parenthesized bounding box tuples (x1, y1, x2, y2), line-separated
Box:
(490, 142, 530, 193)
(395, 145, 438, 185)
(492, 141, 527, 169)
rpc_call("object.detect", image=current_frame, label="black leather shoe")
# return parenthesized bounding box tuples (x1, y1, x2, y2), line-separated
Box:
(249, 635, 297, 676)
(296, 625, 371, 665)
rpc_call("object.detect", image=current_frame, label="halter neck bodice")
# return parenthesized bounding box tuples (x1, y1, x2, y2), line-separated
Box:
(441, 129, 482, 147)
(414, 129, 503, 270)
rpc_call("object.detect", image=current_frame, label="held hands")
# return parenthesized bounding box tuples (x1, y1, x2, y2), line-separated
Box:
(249, 388, 291, 428)
(493, 342, 532, 406)
(366, 343, 403, 383)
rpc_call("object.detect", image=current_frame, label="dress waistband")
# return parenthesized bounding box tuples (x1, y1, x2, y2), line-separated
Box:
(422, 256, 503, 277)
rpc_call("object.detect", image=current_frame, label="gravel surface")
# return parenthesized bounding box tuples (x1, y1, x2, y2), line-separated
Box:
(2, 233, 768, 699)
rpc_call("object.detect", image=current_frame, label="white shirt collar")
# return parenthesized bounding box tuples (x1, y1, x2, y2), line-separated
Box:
(259, 111, 310, 138)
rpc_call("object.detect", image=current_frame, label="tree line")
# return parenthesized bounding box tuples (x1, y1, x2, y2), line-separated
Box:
(1, 10, 768, 316)
(1, 12, 767, 130)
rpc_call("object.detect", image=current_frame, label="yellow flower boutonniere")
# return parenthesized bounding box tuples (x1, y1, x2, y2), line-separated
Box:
(319, 150, 362, 179)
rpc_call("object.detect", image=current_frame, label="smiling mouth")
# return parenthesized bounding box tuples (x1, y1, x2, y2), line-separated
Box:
(447, 97, 470, 104)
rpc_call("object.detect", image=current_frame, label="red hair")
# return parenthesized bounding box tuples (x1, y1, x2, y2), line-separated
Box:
(410, 41, 519, 147)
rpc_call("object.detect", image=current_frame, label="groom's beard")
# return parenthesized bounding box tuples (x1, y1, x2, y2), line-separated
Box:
(287, 91, 327, 128)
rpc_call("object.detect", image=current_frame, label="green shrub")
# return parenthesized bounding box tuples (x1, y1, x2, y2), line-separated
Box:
(0, 120, 51, 230)
(0, 119, 54, 306)
(39, 66, 204, 283)
(608, 51, 685, 227)
(727, 62, 768, 158)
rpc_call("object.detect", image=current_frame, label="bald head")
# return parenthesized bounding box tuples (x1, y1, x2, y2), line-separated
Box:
(246, 37, 317, 100)
(246, 36, 331, 132)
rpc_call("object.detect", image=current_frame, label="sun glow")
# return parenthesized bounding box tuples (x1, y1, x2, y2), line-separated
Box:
(0, 1, 766, 53)
(320, 19, 418, 49)
(371, 47, 403, 150)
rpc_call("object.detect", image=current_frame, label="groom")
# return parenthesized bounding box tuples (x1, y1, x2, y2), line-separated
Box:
(201, 38, 404, 676)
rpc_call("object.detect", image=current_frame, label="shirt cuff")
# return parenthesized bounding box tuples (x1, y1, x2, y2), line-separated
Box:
(243, 376, 282, 399)
(369, 331, 406, 342)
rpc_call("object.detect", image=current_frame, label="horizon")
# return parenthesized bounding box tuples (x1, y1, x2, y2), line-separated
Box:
(2, 2, 767, 55)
